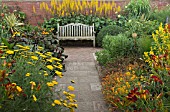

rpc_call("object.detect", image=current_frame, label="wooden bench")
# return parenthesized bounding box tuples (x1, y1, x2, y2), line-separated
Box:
(56, 23, 95, 47)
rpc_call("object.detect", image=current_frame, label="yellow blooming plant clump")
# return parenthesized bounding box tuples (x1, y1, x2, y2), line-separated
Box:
(40, 0, 121, 17)
(0, 44, 77, 112)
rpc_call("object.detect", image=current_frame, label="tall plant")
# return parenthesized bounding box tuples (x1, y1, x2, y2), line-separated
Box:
(40, 0, 121, 18)
(124, 0, 151, 18)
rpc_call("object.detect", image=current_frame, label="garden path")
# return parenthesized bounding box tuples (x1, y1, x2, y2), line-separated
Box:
(55, 47, 108, 112)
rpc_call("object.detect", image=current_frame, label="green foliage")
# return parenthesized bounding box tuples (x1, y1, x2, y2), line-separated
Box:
(96, 34, 134, 65)
(42, 14, 116, 36)
(124, 0, 151, 18)
(96, 25, 124, 47)
(149, 6, 170, 23)
(4, 13, 24, 34)
(124, 18, 159, 38)
(137, 36, 153, 56)
(95, 49, 111, 65)
(0, 4, 10, 39)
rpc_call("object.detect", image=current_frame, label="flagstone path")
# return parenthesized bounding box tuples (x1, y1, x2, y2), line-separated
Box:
(56, 47, 108, 112)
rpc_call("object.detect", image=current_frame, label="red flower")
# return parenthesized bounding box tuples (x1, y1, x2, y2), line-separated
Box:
(127, 87, 140, 102)
(151, 75, 163, 85)
(151, 55, 157, 61)
(0, 50, 3, 54)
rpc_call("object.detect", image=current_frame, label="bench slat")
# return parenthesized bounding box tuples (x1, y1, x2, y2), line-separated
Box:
(57, 23, 95, 47)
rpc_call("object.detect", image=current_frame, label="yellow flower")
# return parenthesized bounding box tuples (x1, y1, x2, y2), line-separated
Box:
(51, 57, 61, 61)
(30, 81, 36, 90)
(40, 54, 47, 58)
(54, 100, 62, 105)
(55, 71, 62, 77)
(30, 81, 36, 86)
(33, 95, 37, 102)
(46, 59, 53, 62)
(31, 56, 39, 60)
(14, 50, 19, 52)
(125, 72, 131, 76)
(149, 51, 154, 55)
(63, 103, 67, 107)
(47, 82, 54, 87)
(46, 65, 54, 70)
(44, 72, 48, 76)
(52, 80, 58, 85)
(51, 103, 55, 106)
(45, 52, 52, 56)
(68, 86, 74, 91)
(38, 46, 43, 50)
(27, 62, 35, 65)
(25, 73, 31, 77)
(6, 50, 14, 54)
(69, 94, 75, 98)
(35, 51, 42, 55)
(16, 86, 22, 92)
(63, 91, 69, 95)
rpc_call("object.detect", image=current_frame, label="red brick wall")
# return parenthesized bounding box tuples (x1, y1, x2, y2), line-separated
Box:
(2, 0, 169, 25)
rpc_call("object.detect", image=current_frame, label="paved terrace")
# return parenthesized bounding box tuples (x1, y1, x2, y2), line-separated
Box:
(55, 47, 108, 112)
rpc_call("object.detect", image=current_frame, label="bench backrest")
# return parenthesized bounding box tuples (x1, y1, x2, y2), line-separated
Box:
(57, 23, 95, 37)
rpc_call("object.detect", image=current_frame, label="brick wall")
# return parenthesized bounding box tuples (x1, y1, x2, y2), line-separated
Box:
(2, 0, 169, 25)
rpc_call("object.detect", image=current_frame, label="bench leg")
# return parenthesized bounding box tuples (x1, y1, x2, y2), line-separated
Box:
(93, 40, 95, 47)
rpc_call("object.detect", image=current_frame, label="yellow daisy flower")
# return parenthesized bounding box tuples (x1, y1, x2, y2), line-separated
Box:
(68, 86, 74, 91)
(46, 65, 54, 70)
(54, 100, 62, 105)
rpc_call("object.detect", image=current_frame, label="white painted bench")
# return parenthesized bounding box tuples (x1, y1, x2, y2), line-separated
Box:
(56, 23, 95, 47)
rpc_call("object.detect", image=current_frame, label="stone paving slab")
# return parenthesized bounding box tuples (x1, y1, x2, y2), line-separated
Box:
(63, 71, 99, 77)
(55, 47, 108, 112)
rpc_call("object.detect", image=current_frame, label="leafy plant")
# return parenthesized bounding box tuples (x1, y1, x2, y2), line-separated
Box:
(96, 34, 134, 65)
(137, 36, 153, 56)
(149, 5, 170, 24)
(4, 13, 24, 34)
(95, 49, 111, 65)
(124, 18, 159, 38)
(96, 25, 124, 47)
(124, 0, 151, 19)
(42, 14, 116, 38)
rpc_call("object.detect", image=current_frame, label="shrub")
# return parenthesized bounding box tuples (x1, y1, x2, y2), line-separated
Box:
(124, 18, 159, 38)
(137, 36, 153, 56)
(95, 49, 111, 65)
(96, 34, 134, 65)
(104, 34, 133, 58)
(149, 6, 170, 24)
(96, 25, 124, 47)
